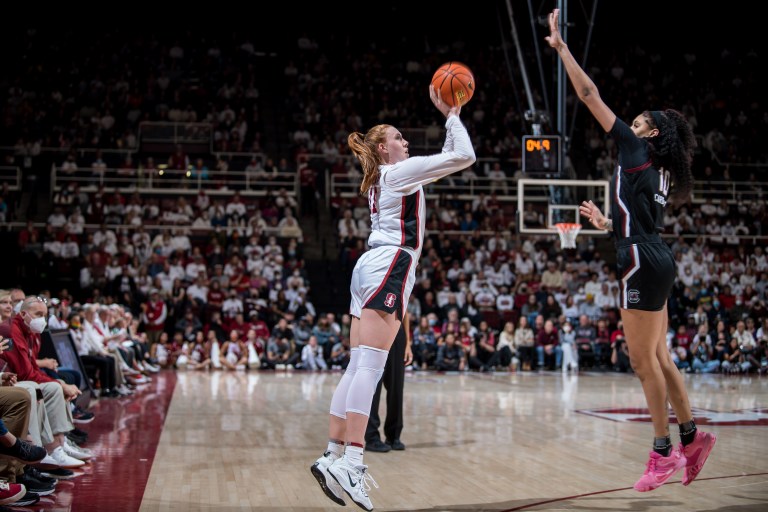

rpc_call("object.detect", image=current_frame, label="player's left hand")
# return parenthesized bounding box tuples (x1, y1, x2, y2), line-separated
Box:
(404, 344, 413, 366)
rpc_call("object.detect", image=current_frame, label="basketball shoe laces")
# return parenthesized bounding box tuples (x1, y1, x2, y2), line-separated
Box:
(355, 466, 380, 496)
(644, 454, 672, 482)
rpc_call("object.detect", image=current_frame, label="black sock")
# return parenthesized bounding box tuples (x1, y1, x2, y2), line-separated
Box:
(653, 436, 672, 457)
(679, 420, 697, 446)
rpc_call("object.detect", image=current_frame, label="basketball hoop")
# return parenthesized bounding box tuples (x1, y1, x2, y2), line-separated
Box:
(555, 223, 581, 249)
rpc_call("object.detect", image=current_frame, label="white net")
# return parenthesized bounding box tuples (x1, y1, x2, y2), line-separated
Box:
(555, 223, 581, 249)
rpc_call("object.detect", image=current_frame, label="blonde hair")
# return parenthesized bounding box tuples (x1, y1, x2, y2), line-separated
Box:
(347, 124, 391, 195)
(0, 290, 9, 302)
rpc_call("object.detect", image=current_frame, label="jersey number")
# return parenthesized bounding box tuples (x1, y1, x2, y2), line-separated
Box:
(368, 186, 378, 214)
(658, 169, 670, 196)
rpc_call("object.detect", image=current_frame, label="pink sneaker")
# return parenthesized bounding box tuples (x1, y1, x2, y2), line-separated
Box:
(633, 449, 686, 492)
(680, 431, 717, 486)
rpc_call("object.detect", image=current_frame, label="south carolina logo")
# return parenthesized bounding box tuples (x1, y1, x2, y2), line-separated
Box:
(628, 289, 640, 304)
(384, 293, 397, 308)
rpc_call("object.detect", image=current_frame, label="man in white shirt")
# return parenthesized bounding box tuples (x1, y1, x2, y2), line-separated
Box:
(47, 207, 68, 228)
(583, 272, 602, 298)
(496, 287, 515, 313)
(170, 229, 191, 253)
(186, 277, 209, 307)
(301, 335, 327, 371)
(751, 246, 767, 272)
(515, 252, 534, 281)
(185, 254, 207, 282)
(221, 291, 244, 320)
(225, 192, 247, 220)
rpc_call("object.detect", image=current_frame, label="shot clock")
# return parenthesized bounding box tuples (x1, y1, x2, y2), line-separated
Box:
(522, 135, 561, 176)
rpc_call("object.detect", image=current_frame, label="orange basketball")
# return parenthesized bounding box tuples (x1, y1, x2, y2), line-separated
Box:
(431, 61, 475, 108)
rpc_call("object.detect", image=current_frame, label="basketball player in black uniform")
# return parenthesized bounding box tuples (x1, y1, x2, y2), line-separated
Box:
(365, 314, 412, 452)
(547, 8, 716, 493)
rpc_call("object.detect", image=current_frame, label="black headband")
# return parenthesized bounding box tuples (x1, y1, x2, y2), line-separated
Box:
(650, 110, 664, 130)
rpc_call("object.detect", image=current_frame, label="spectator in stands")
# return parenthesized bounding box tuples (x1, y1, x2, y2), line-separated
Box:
(496, 321, 518, 370)
(278, 212, 304, 242)
(521, 293, 542, 326)
(540, 260, 563, 292)
(486, 161, 509, 195)
(0, 368, 50, 499)
(475, 323, 501, 371)
(4, 297, 87, 469)
(578, 294, 602, 323)
(690, 325, 720, 373)
(0, 291, 13, 324)
(536, 319, 561, 370)
(540, 294, 562, 322)
(611, 333, 631, 372)
(328, 336, 350, 370)
(559, 320, 578, 372)
(514, 315, 535, 371)
(262, 333, 299, 370)
(435, 333, 464, 372)
(220, 330, 247, 371)
(141, 289, 168, 347)
(301, 335, 328, 371)
(186, 275, 209, 311)
(574, 314, 597, 368)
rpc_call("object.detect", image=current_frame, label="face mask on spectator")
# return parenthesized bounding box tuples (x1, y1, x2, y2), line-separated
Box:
(13, 301, 23, 314)
(27, 315, 47, 333)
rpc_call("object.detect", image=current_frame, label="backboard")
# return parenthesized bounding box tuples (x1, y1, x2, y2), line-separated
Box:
(517, 178, 611, 236)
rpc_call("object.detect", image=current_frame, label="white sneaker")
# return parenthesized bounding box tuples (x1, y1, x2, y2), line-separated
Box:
(63, 438, 93, 460)
(49, 445, 85, 468)
(116, 385, 133, 396)
(310, 452, 345, 506)
(328, 455, 378, 511)
(37, 453, 60, 469)
(130, 375, 151, 384)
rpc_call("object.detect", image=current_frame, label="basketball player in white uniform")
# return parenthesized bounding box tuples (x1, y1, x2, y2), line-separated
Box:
(311, 85, 476, 510)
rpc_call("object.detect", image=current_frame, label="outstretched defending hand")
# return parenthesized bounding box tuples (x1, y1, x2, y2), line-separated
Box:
(545, 9, 564, 51)
(580, 200, 611, 231)
(429, 85, 461, 119)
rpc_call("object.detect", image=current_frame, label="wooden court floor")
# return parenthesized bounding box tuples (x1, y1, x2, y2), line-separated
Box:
(140, 369, 768, 511)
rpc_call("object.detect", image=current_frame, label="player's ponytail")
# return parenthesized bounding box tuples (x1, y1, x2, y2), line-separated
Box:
(646, 109, 696, 206)
(348, 124, 390, 195)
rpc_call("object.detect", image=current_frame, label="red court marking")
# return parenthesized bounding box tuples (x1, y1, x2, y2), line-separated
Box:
(36, 371, 177, 511)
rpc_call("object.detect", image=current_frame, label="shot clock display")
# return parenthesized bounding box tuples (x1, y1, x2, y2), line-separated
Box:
(522, 135, 561, 175)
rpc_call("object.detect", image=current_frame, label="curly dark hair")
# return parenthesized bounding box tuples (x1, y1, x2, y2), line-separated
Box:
(644, 109, 696, 206)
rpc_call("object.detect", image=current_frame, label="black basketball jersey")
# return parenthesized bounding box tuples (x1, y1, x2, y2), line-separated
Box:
(609, 118, 669, 242)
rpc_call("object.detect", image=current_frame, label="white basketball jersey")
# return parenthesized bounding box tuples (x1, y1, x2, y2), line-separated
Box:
(366, 115, 475, 261)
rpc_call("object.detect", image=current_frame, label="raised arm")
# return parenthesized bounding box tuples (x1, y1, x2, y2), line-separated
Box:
(546, 8, 616, 133)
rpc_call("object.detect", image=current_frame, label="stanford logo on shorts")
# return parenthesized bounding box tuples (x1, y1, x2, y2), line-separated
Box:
(384, 293, 397, 308)
(628, 289, 640, 303)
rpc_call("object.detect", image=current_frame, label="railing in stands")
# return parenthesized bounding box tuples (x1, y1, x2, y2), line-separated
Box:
(0, 166, 21, 190)
(138, 121, 213, 153)
(50, 166, 299, 198)
(3, 222, 303, 241)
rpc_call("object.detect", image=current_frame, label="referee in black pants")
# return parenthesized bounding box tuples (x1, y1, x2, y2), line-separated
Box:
(365, 314, 412, 452)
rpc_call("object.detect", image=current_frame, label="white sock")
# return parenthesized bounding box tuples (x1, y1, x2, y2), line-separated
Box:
(327, 441, 344, 459)
(345, 444, 364, 466)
